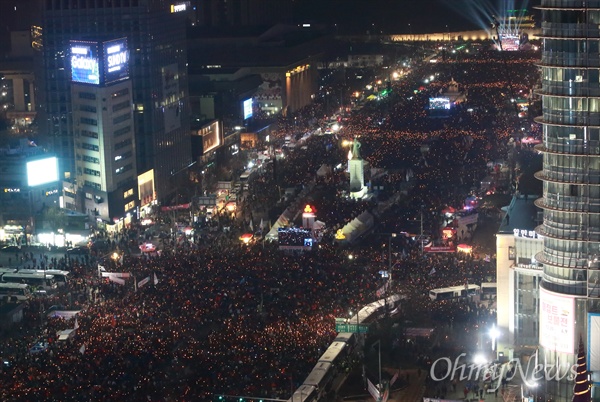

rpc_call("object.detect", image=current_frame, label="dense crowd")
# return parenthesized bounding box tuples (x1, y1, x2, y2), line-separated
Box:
(0, 47, 536, 401)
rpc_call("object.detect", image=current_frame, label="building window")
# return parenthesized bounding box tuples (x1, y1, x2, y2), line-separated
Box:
(115, 164, 132, 175)
(80, 117, 97, 126)
(83, 155, 100, 164)
(79, 104, 97, 113)
(114, 138, 132, 150)
(84, 167, 101, 177)
(125, 200, 135, 211)
(84, 180, 101, 190)
(81, 129, 98, 139)
(81, 142, 99, 152)
(112, 88, 129, 98)
(78, 92, 96, 100)
(113, 113, 131, 125)
(124, 188, 134, 198)
(112, 100, 130, 113)
(508, 246, 516, 260)
(114, 125, 131, 137)
(114, 150, 132, 161)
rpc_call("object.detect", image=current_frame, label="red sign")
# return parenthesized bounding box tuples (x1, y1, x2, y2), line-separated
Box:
(424, 245, 456, 253)
(160, 203, 190, 212)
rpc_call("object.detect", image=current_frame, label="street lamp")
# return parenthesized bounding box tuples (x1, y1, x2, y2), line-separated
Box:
(489, 325, 499, 353)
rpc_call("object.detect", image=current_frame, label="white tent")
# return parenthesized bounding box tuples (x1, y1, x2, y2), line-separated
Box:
(338, 211, 374, 243)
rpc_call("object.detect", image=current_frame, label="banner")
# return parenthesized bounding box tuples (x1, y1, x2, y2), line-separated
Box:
(47, 310, 81, 319)
(101, 272, 131, 279)
(153, 273, 159, 285)
(160, 203, 190, 212)
(367, 378, 380, 401)
(108, 276, 125, 285)
(138, 276, 150, 288)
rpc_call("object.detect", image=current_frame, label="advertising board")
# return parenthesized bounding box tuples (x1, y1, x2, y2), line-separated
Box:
(27, 157, 59, 187)
(103, 38, 129, 84)
(539, 287, 575, 354)
(70, 41, 100, 85)
(243, 98, 253, 120)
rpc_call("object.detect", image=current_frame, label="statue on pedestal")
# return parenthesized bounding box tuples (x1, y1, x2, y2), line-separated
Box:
(352, 138, 362, 160)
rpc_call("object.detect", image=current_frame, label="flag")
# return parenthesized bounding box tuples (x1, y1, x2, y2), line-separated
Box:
(74, 317, 79, 330)
(138, 276, 150, 288)
(249, 219, 254, 232)
(79, 344, 85, 355)
(429, 267, 436, 275)
(390, 370, 399, 386)
(259, 218, 264, 231)
(153, 272, 159, 285)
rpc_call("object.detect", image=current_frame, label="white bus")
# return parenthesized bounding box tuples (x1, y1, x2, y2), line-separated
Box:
(19, 270, 70, 287)
(1, 272, 57, 290)
(239, 169, 256, 183)
(0, 283, 32, 300)
(429, 284, 480, 301)
(480, 282, 497, 300)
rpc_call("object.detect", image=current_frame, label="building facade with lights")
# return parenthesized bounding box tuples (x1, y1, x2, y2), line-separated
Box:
(496, 195, 543, 354)
(40, 0, 192, 201)
(63, 39, 137, 226)
(534, 0, 600, 399)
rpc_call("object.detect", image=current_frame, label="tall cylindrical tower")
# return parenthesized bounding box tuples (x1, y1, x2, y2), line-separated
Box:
(534, 1, 600, 400)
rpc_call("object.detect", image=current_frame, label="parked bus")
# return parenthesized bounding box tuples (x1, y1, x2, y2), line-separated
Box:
(287, 385, 317, 402)
(1, 272, 57, 290)
(429, 284, 480, 301)
(480, 282, 497, 300)
(239, 169, 256, 183)
(318, 341, 349, 366)
(0, 283, 32, 300)
(19, 270, 70, 287)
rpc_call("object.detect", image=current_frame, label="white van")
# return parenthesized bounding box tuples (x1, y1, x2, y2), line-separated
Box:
(57, 329, 77, 342)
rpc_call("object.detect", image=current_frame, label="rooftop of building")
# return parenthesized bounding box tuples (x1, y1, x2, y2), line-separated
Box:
(497, 194, 542, 235)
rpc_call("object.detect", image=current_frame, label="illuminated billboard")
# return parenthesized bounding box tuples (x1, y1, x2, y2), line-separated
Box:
(27, 157, 59, 187)
(138, 169, 156, 207)
(70, 41, 100, 85)
(170, 1, 190, 12)
(539, 287, 575, 354)
(429, 97, 451, 110)
(243, 98, 253, 120)
(103, 38, 129, 84)
(196, 121, 222, 154)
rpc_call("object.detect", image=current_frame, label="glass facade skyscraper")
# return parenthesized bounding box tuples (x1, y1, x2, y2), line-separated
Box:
(535, 0, 600, 399)
(40, 0, 191, 200)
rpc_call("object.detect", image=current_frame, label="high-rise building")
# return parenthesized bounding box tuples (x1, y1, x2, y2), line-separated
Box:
(40, 0, 191, 201)
(535, 0, 600, 399)
(62, 38, 137, 225)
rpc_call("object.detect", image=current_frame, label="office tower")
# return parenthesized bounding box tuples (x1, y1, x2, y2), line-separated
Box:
(64, 38, 137, 224)
(535, 0, 600, 399)
(41, 0, 191, 202)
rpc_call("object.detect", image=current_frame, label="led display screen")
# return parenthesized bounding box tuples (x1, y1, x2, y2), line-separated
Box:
(429, 97, 451, 110)
(70, 41, 100, 85)
(27, 157, 59, 187)
(103, 38, 129, 84)
(243, 98, 253, 120)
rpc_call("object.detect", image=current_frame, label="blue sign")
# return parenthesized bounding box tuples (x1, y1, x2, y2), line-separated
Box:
(243, 98, 253, 120)
(103, 38, 129, 84)
(70, 41, 100, 85)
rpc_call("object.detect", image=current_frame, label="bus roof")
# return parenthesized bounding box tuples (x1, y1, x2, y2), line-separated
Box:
(2, 273, 55, 280)
(0, 283, 30, 289)
(429, 284, 480, 294)
(318, 342, 346, 363)
(481, 282, 497, 288)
